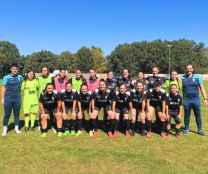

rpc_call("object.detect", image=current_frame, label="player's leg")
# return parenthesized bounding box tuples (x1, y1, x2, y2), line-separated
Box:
(130, 108, 137, 136)
(146, 106, 154, 138)
(40, 113, 49, 137)
(106, 108, 114, 137)
(123, 109, 130, 136)
(89, 108, 99, 136)
(55, 111, 63, 137)
(140, 111, 146, 136)
(157, 111, 167, 137)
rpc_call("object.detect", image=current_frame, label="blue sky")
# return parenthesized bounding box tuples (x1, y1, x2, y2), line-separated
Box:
(0, 0, 207, 55)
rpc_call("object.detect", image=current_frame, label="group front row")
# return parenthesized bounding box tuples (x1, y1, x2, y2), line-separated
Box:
(38, 80, 182, 138)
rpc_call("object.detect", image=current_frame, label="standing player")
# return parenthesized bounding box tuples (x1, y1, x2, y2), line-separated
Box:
(77, 84, 92, 135)
(21, 70, 39, 131)
(87, 69, 100, 93)
(112, 84, 132, 136)
(90, 80, 114, 137)
(146, 65, 165, 90)
(71, 69, 85, 92)
(2, 64, 23, 136)
(54, 69, 69, 93)
(130, 82, 146, 136)
(165, 84, 183, 137)
(146, 81, 167, 138)
(105, 71, 117, 92)
(39, 83, 62, 137)
(61, 82, 77, 136)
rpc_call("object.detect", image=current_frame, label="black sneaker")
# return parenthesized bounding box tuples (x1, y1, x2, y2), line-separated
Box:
(129, 130, 135, 136)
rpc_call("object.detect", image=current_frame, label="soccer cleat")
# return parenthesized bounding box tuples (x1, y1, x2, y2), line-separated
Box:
(70, 130, 76, 136)
(24, 127, 29, 132)
(63, 130, 70, 136)
(146, 132, 152, 139)
(57, 132, 63, 137)
(15, 129, 22, 134)
(107, 131, 113, 138)
(125, 130, 130, 137)
(51, 127, 57, 134)
(197, 130, 206, 136)
(2, 131, 7, 137)
(160, 132, 167, 138)
(76, 130, 82, 136)
(183, 129, 189, 135)
(30, 126, 36, 131)
(113, 131, 120, 137)
(129, 130, 135, 136)
(41, 133, 47, 138)
(89, 131, 94, 137)
(141, 130, 146, 136)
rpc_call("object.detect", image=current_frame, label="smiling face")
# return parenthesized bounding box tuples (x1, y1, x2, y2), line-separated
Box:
(27, 71, 35, 80)
(138, 72, 144, 80)
(119, 84, 126, 94)
(89, 69, 96, 78)
(107, 71, 113, 80)
(170, 84, 178, 94)
(76, 70, 81, 79)
(99, 81, 106, 91)
(171, 71, 178, 80)
(123, 69, 129, 78)
(186, 65, 194, 76)
(59, 70, 66, 79)
(66, 83, 72, 92)
(81, 85, 88, 94)
(152, 67, 159, 77)
(41, 67, 49, 77)
(46, 84, 54, 94)
(136, 82, 144, 92)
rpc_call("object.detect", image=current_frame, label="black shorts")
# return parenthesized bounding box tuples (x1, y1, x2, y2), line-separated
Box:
(44, 109, 58, 120)
(65, 107, 73, 114)
(95, 105, 112, 112)
(115, 108, 129, 115)
(150, 104, 162, 113)
(169, 111, 180, 124)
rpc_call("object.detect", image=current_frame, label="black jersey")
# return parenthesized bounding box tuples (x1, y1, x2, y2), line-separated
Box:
(39, 92, 60, 111)
(77, 92, 92, 109)
(146, 76, 165, 90)
(166, 93, 182, 114)
(61, 91, 77, 108)
(117, 76, 132, 90)
(130, 89, 145, 109)
(92, 89, 112, 108)
(146, 89, 166, 108)
(105, 78, 117, 91)
(113, 91, 131, 109)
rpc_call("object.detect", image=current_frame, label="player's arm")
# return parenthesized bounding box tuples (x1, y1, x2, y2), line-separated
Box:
(1, 86, 5, 105)
(199, 84, 208, 105)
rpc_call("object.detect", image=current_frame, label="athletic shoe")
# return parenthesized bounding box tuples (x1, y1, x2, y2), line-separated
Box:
(160, 132, 166, 138)
(183, 129, 189, 135)
(125, 130, 130, 137)
(70, 130, 76, 136)
(89, 131, 94, 137)
(113, 131, 120, 137)
(146, 132, 152, 139)
(129, 130, 135, 136)
(107, 131, 113, 138)
(15, 129, 22, 134)
(57, 132, 63, 137)
(30, 127, 36, 131)
(51, 127, 57, 134)
(76, 130, 82, 136)
(197, 130, 206, 136)
(141, 130, 146, 136)
(63, 130, 70, 136)
(41, 133, 47, 138)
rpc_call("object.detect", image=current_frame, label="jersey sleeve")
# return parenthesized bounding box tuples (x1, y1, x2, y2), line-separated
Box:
(3, 75, 9, 86)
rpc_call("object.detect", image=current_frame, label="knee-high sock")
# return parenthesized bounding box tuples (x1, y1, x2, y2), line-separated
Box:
(25, 115, 30, 128)
(30, 113, 36, 128)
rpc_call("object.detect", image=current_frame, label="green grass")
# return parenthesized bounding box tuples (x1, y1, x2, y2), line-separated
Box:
(0, 83, 208, 174)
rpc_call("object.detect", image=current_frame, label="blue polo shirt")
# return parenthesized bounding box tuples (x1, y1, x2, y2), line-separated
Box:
(3, 74, 23, 98)
(181, 74, 202, 99)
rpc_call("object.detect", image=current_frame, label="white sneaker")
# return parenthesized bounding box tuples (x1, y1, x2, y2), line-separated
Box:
(15, 126, 22, 134)
(51, 127, 57, 134)
(2, 126, 8, 137)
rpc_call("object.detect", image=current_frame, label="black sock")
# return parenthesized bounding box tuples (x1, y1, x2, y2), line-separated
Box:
(63, 120, 69, 131)
(124, 120, 130, 131)
(141, 122, 145, 132)
(90, 119, 98, 131)
(131, 122, 136, 132)
(146, 120, 152, 132)
(42, 128, 47, 133)
(109, 119, 114, 132)
(114, 119, 119, 131)
(70, 120, 76, 131)
(57, 128, 62, 132)
(77, 119, 83, 131)
(161, 121, 166, 133)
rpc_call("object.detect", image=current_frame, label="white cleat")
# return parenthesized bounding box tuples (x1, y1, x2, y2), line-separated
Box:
(2, 131, 7, 137)
(15, 129, 22, 134)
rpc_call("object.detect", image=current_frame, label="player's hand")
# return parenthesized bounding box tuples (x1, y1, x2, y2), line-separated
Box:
(1, 98, 4, 105)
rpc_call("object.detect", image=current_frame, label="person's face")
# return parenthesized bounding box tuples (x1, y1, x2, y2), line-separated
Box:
(171, 71, 178, 80)
(28, 71, 34, 80)
(59, 70, 66, 78)
(42, 68, 49, 76)
(136, 83, 143, 92)
(66, 83, 72, 92)
(89, 69, 96, 78)
(154, 85, 161, 92)
(99, 82, 106, 91)
(152, 67, 159, 76)
(107, 72, 113, 80)
(10, 66, 18, 75)
(186, 65, 194, 76)
(46, 85, 54, 94)
(81, 85, 88, 94)
(119, 85, 126, 94)
(76, 70, 81, 78)
(170, 85, 178, 94)
(138, 72, 144, 80)
(123, 69, 129, 78)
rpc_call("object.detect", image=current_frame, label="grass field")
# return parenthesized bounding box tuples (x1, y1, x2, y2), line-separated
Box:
(0, 83, 208, 174)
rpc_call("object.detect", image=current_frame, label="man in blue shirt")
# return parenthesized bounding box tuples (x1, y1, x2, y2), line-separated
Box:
(2, 64, 23, 136)
(182, 64, 208, 135)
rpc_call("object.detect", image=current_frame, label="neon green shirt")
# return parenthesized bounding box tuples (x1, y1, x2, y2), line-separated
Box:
(72, 77, 83, 92)
(38, 75, 52, 95)
(162, 79, 182, 93)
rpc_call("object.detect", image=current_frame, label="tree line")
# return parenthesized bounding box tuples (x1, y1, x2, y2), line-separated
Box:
(0, 39, 208, 77)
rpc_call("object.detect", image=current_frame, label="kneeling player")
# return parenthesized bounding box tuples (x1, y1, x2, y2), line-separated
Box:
(112, 84, 132, 137)
(77, 84, 92, 135)
(61, 82, 77, 136)
(39, 83, 62, 137)
(166, 84, 183, 138)
(130, 82, 146, 136)
(91, 80, 114, 137)
(146, 82, 167, 138)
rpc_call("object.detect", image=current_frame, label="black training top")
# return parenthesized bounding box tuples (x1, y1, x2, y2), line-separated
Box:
(112, 91, 131, 109)
(61, 91, 77, 108)
(130, 89, 146, 109)
(77, 92, 92, 109)
(146, 89, 166, 107)
(166, 93, 183, 113)
(92, 89, 112, 108)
